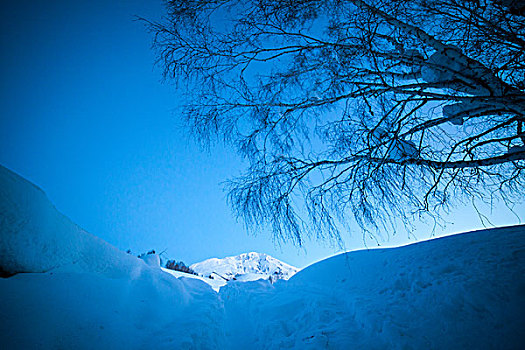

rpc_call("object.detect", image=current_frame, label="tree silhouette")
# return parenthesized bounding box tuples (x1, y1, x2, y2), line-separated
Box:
(165, 260, 198, 275)
(146, 0, 525, 245)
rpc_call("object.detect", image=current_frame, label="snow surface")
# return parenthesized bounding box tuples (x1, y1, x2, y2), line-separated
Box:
(0, 164, 225, 348)
(161, 267, 227, 292)
(1, 164, 524, 349)
(190, 251, 299, 282)
(140, 253, 161, 267)
(0, 164, 148, 279)
(252, 225, 525, 349)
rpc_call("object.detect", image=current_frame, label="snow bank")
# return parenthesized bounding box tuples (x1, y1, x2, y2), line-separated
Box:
(0, 270, 225, 349)
(1, 164, 524, 349)
(161, 267, 227, 292)
(0, 164, 148, 278)
(140, 253, 161, 267)
(226, 225, 525, 349)
(0, 165, 225, 349)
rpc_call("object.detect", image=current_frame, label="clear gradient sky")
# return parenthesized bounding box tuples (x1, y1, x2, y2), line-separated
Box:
(1, 0, 522, 268)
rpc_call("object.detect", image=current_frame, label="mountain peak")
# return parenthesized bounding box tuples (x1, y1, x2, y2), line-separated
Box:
(190, 252, 299, 282)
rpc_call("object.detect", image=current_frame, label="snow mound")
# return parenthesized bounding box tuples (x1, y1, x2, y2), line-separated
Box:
(0, 270, 225, 349)
(140, 253, 161, 267)
(0, 164, 147, 279)
(191, 252, 299, 282)
(161, 267, 227, 292)
(0, 165, 225, 349)
(228, 225, 525, 349)
(1, 165, 524, 349)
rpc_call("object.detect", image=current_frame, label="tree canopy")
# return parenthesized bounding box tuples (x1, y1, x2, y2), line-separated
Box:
(147, 0, 525, 245)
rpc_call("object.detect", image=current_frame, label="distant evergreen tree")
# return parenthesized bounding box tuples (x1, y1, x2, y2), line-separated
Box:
(165, 260, 198, 275)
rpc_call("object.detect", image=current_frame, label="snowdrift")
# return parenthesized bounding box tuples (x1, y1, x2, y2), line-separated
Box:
(0, 164, 146, 278)
(233, 225, 525, 349)
(0, 270, 225, 349)
(1, 164, 524, 349)
(162, 266, 227, 292)
(0, 165, 225, 349)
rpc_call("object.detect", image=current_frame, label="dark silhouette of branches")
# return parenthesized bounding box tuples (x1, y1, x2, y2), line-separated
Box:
(145, 0, 525, 245)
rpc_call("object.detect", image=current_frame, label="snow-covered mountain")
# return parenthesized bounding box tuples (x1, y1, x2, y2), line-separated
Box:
(190, 252, 299, 282)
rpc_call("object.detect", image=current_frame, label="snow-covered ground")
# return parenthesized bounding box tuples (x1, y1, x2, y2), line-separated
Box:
(1, 164, 524, 349)
(0, 164, 146, 279)
(0, 165, 225, 348)
(161, 267, 227, 292)
(228, 224, 525, 349)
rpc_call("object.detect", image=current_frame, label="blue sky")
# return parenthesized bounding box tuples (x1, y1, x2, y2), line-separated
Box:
(1, 0, 522, 268)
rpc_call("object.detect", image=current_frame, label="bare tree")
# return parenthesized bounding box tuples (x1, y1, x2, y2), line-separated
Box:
(146, 0, 525, 245)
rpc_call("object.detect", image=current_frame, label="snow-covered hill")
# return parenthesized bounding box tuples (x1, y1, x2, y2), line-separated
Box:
(190, 252, 299, 282)
(0, 164, 146, 279)
(1, 164, 524, 349)
(225, 224, 525, 349)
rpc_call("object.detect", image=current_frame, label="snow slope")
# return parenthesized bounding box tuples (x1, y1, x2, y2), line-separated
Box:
(161, 267, 227, 292)
(191, 252, 299, 282)
(224, 225, 525, 349)
(0, 164, 146, 279)
(1, 164, 524, 349)
(0, 165, 225, 348)
(0, 270, 225, 349)
(2, 226, 523, 349)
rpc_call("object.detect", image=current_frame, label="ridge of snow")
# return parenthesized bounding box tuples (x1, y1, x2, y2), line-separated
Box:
(161, 267, 226, 292)
(0, 164, 149, 279)
(220, 225, 525, 349)
(1, 164, 524, 349)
